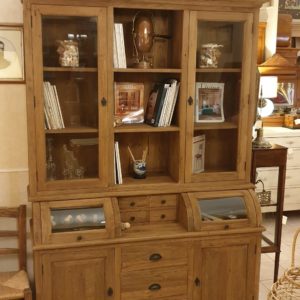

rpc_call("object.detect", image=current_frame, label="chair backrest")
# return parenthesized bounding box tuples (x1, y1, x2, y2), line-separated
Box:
(0, 205, 27, 271)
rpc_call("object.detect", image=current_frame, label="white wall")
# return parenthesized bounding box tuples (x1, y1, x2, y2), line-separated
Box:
(0, 0, 33, 279)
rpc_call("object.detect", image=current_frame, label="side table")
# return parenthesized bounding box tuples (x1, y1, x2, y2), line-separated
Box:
(251, 144, 288, 283)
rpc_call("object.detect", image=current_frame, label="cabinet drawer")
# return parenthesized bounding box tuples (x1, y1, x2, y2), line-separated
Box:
(121, 211, 149, 224)
(150, 208, 177, 222)
(119, 196, 149, 210)
(121, 267, 187, 300)
(149, 194, 178, 208)
(121, 242, 188, 271)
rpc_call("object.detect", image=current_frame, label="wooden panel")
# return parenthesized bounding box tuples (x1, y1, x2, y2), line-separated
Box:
(118, 196, 149, 210)
(120, 210, 149, 224)
(121, 242, 188, 271)
(121, 266, 188, 300)
(0, 208, 18, 217)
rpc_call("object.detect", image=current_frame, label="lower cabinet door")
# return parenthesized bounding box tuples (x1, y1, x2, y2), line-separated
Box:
(193, 237, 258, 300)
(41, 247, 114, 300)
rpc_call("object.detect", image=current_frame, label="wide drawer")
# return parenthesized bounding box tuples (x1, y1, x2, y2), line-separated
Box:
(121, 266, 188, 300)
(121, 242, 188, 271)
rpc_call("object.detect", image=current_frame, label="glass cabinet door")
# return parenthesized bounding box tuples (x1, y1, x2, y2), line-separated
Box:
(32, 6, 107, 190)
(185, 11, 253, 183)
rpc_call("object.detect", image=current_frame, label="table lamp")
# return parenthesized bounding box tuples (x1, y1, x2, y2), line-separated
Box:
(252, 76, 278, 149)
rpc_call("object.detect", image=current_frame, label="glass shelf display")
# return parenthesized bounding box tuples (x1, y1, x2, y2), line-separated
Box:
(50, 207, 105, 233)
(197, 196, 247, 221)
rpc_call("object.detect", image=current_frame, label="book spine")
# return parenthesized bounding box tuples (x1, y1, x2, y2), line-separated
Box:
(43, 82, 55, 129)
(154, 84, 169, 127)
(167, 82, 180, 126)
(119, 24, 127, 68)
(53, 85, 65, 128)
(113, 25, 119, 68)
(115, 141, 123, 184)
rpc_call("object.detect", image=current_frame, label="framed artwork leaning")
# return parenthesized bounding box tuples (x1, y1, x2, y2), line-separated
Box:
(0, 24, 25, 82)
(114, 82, 144, 124)
(195, 82, 225, 123)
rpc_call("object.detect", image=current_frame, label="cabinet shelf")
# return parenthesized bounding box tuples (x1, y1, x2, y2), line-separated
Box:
(121, 174, 177, 185)
(44, 67, 97, 72)
(194, 121, 238, 130)
(45, 127, 98, 134)
(196, 68, 241, 73)
(114, 124, 180, 133)
(113, 68, 182, 74)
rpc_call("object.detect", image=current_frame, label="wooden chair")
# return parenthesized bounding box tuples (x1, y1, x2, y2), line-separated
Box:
(0, 205, 32, 300)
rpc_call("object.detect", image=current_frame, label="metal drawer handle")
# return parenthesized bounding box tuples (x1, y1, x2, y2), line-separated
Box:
(149, 253, 162, 262)
(148, 283, 161, 291)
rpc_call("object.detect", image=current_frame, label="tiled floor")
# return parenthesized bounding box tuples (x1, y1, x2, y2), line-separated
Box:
(259, 211, 300, 299)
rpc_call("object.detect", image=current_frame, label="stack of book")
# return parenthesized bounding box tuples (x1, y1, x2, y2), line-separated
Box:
(145, 79, 180, 127)
(43, 81, 65, 129)
(113, 23, 127, 68)
(114, 141, 123, 184)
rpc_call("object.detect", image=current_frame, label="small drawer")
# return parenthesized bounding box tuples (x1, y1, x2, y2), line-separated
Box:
(121, 242, 188, 271)
(149, 194, 178, 208)
(120, 210, 149, 224)
(119, 196, 149, 210)
(121, 267, 187, 300)
(150, 208, 177, 222)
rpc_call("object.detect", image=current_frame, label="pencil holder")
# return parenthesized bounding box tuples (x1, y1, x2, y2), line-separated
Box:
(133, 160, 146, 179)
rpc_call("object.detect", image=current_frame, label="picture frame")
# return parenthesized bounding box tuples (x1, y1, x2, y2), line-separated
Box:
(0, 24, 25, 83)
(192, 135, 205, 173)
(195, 82, 225, 123)
(272, 82, 295, 106)
(114, 82, 144, 124)
(279, 0, 300, 19)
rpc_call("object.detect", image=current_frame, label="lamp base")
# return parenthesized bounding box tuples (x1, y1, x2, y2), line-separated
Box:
(133, 59, 152, 69)
(252, 128, 272, 149)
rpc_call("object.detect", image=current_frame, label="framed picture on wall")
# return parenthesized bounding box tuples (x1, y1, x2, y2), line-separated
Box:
(0, 24, 25, 83)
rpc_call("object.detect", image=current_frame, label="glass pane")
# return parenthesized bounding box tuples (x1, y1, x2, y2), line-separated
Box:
(42, 16, 97, 68)
(192, 20, 244, 175)
(197, 196, 247, 221)
(46, 134, 98, 181)
(51, 207, 105, 233)
(41, 15, 100, 182)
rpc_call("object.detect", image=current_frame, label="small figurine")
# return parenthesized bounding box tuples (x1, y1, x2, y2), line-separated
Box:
(64, 214, 73, 224)
(199, 43, 223, 68)
(75, 214, 87, 224)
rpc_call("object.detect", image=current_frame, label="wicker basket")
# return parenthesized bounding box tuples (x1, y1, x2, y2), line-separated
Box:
(255, 179, 271, 205)
(268, 228, 300, 299)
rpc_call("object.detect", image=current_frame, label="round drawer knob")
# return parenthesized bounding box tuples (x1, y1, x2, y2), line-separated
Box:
(224, 224, 229, 230)
(77, 235, 83, 241)
(130, 216, 136, 221)
(160, 214, 166, 219)
(161, 199, 166, 205)
(130, 202, 135, 207)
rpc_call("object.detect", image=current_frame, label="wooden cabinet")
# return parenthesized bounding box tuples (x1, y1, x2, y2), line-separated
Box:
(23, 0, 265, 299)
(193, 237, 258, 300)
(39, 247, 114, 300)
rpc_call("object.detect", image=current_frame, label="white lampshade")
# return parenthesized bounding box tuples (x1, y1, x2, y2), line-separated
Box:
(259, 76, 278, 98)
(257, 98, 274, 117)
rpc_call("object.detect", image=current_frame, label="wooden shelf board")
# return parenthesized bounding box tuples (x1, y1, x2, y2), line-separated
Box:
(113, 68, 182, 73)
(196, 68, 241, 73)
(44, 67, 97, 72)
(121, 174, 177, 185)
(114, 124, 180, 133)
(194, 121, 238, 130)
(46, 127, 98, 134)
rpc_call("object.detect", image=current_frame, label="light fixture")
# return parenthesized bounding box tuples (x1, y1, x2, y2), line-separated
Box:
(252, 76, 278, 149)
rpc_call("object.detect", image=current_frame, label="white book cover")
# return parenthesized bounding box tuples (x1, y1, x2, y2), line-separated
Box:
(161, 79, 177, 126)
(113, 143, 117, 184)
(115, 23, 126, 69)
(167, 82, 180, 126)
(43, 82, 56, 129)
(53, 85, 65, 128)
(45, 82, 60, 129)
(192, 135, 205, 173)
(115, 141, 123, 184)
(49, 83, 62, 129)
(158, 83, 171, 127)
(113, 25, 119, 68)
(118, 23, 127, 68)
